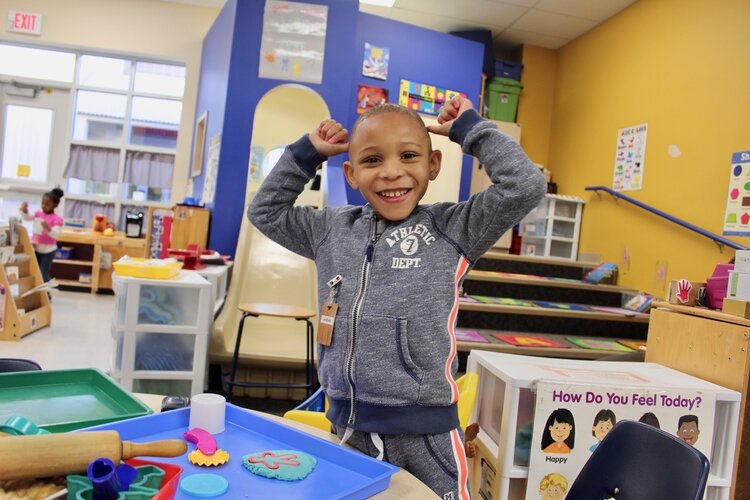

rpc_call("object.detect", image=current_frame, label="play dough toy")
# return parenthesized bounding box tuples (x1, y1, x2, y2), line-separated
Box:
(242, 450, 317, 481)
(184, 428, 230, 466)
(188, 449, 230, 467)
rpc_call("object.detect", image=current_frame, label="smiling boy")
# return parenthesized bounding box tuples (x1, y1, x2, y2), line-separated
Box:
(248, 96, 546, 498)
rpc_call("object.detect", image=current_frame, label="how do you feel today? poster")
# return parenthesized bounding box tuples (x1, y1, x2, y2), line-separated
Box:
(526, 381, 714, 500)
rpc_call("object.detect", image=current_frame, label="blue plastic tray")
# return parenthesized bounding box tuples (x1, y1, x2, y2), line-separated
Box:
(82, 403, 398, 499)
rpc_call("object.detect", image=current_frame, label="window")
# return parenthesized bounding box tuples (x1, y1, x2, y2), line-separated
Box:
(0, 44, 75, 82)
(1, 105, 53, 182)
(72, 90, 127, 142)
(0, 42, 185, 229)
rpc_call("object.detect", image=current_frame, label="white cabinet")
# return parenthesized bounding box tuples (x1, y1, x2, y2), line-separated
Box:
(186, 262, 232, 316)
(111, 271, 212, 397)
(519, 194, 583, 260)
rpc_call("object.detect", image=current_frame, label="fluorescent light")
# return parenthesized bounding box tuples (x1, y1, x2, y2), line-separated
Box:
(360, 0, 396, 7)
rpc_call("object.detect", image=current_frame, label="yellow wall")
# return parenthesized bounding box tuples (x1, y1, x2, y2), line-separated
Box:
(517, 44, 557, 168)
(547, 0, 750, 295)
(0, 0, 219, 202)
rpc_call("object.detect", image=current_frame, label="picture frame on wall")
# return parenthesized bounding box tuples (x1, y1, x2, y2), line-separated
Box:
(191, 112, 208, 178)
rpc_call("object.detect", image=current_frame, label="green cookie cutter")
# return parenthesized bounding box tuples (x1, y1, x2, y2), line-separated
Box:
(0, 415, 50, 436)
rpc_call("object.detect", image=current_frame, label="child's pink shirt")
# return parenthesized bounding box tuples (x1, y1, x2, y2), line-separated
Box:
(32, 210, 64, 252)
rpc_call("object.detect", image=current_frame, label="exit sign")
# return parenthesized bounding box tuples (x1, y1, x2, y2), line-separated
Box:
(8, 10, 42, 35)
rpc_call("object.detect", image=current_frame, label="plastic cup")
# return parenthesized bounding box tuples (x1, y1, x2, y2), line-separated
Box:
(189, 393, 226, 434)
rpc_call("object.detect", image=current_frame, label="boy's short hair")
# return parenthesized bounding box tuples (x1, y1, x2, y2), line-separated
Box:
(351, 103, 432, 150)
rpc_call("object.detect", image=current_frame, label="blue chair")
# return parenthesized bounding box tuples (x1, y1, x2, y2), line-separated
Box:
(566, 419, 709, 500)
(0, 358, 41, 373)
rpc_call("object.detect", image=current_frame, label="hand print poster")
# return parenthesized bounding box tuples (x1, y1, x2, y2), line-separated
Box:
(613, 123, 648, 191)
(525, 380, 714, 500)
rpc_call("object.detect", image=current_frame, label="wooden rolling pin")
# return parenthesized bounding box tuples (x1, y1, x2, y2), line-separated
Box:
(0, 431, 187, 480)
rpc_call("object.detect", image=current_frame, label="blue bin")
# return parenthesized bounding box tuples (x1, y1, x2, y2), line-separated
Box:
(495, 59, 523, 81)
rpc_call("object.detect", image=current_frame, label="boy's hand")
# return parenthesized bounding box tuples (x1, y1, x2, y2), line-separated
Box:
(19, 202, 28, 214)
(427, 95, 474, 136)
(309, 119, 349, 158)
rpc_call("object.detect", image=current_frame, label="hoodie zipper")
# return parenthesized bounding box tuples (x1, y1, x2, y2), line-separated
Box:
(345, 218, 379, 427)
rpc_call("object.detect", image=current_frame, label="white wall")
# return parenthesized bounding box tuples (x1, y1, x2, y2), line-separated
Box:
(0, 0, 220, 203)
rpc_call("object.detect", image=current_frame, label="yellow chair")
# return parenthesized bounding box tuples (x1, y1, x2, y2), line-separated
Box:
(283, 372, 479, 432)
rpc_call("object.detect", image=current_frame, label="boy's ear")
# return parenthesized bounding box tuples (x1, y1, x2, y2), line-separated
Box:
(343, 161, 359, 189)
(429, 149, 442, 181)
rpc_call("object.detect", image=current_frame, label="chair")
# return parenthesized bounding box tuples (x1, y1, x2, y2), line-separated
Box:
(566, 420, 710, 500)
(0, 358, 41, 373)
(283, 372, 480, 433)
(224, 303, 316, 402)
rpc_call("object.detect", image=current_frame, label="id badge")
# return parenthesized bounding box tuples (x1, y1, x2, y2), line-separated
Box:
(317, 302, 338, 346)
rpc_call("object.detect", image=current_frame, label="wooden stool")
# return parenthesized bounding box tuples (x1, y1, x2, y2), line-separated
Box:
(224, 303, 317, 402)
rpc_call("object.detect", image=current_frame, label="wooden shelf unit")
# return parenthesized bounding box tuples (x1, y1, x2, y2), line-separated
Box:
(54, 230, 147, 293)
(0, 224, 52, 341)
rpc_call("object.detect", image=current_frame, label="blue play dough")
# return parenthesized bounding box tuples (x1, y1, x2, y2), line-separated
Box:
(180, 473, 229, 497)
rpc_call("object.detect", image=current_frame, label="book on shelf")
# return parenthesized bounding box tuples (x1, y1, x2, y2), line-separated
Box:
(566, 337, 634, 351)
(493, 333, 569, 348)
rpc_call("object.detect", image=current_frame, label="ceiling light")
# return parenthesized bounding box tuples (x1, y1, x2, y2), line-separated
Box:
(360, 0, 396, 7)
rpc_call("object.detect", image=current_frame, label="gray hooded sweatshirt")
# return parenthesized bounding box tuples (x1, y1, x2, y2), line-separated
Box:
(248, 109, 547, 435)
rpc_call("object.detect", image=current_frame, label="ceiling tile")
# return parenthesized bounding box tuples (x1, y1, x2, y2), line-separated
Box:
(509, 8, 597, 39)
(484, 0, 540, 7)
(373, 7, 509, 35)
(495, 28, 570, 50)
(396, 0, 528, 29)
(535, 0, 636, 22)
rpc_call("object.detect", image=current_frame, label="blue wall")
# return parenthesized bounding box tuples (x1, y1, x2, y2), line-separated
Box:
(194, 1, 483, 256)
(346, 13, 484, 206)
(190, 0, 236, 204)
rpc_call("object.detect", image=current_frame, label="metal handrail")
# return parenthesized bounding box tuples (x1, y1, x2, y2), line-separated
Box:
(585, 185, 747, 252)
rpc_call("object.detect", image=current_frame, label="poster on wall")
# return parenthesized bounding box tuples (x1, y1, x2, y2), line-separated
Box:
(248, 145, 265, 185)
(356, 84, 388, 114)
(722, 150, 750, 235)
(525, 380, 715, 500)
(202, 134, 221, 204)
(612, 123, 648, 191)
(398, 79, 466, 116)
(258, 1, 328, 84)
(362, 42, 389, 80)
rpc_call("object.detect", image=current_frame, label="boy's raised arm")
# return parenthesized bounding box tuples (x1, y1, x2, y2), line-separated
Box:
(428, 96, 547, 263)
(247, 120, 348, 260)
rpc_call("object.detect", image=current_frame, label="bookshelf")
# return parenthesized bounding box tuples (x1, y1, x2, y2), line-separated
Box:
(0, 223, 52, 341)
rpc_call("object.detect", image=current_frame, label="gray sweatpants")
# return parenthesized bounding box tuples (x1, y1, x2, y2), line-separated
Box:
(335, 425, 470, 499)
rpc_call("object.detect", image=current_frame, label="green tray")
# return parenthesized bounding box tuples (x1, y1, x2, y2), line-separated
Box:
(0, 368, 152, 432)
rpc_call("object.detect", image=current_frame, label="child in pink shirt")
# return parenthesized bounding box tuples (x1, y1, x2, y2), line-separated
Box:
(20, 187, 64, 282)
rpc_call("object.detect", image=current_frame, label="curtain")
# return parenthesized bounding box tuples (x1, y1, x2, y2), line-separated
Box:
(64, 145, 119, 182)
(123, 151, 174, 189)
(64, 199, 115, 228)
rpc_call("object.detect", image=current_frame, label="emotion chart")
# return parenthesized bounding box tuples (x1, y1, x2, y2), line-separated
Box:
(525, 381, 715, 500)
(723, 151, 750, 236)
